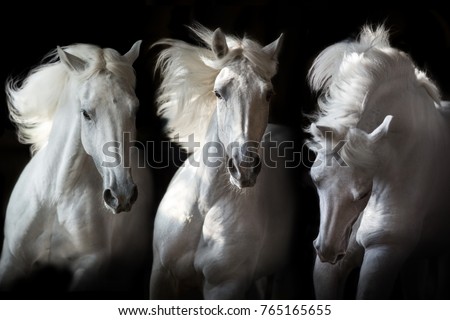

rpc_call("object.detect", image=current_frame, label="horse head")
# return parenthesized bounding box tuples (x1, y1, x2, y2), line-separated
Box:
(211, 28, 283, 188)
(309, 116, 392, 263)
(57, 41, 142, 214)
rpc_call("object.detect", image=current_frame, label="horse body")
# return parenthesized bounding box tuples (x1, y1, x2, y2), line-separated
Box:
(150, 25, 296, 299)
(308, 25, 450, 299)
(355, 87, 450, 299)
(0, 42, 153, 292)
(152, 121, 295, 299)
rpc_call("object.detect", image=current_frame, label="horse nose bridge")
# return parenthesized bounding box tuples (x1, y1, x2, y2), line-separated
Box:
(232, 139, 261, 161)
(230, 143, 261, 173)
(112, 176, 136, 197)
(104, 164, 134, 188)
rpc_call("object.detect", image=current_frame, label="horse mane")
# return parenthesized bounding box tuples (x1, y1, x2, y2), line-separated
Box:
(153, 23, 279, 150)
(6, 44, 136, 155)
(306, 24, 441, 167)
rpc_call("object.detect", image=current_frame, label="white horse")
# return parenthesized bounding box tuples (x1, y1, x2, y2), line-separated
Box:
(0, 41, 153, 293)
(149, 25, 297, 299)
(307, 25, 450, 299)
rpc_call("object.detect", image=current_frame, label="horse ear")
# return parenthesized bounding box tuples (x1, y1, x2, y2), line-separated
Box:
(123, 40, 142, 65)
(57, 46, 87, 72)
(212, 28, 229, 59)
(348, 115, 393, 145)
(263, 33, 284, 61)
(368, 115, 393, 142)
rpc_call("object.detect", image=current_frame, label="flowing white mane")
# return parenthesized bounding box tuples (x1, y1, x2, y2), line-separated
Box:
(307, 24, 441, 140)
(6, 44, 136, 155)
(153, 24, 278, 150)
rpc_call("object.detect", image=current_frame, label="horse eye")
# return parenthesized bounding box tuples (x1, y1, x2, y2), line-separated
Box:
(266, 90, 274, 102)
(81, 109, 91, 120)
(214, 90, 223, 100)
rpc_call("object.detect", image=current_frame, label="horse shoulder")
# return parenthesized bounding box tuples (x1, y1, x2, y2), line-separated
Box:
(196, 202, 261, 286)
(155, 162, 200, 222)
(4, 154, 52, 226)
(153, 161, 203, 266)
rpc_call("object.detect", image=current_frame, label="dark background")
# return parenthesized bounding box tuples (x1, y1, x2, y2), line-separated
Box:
(0, 1, 449, 299)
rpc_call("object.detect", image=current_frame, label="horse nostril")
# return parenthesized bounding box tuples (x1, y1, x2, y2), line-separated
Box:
(103, 189, 118, 210)
(335, 252, 346, 263)
(227, 157, 237, 174)
(313, 239, 318, 251)
(130, 185, 138, 205)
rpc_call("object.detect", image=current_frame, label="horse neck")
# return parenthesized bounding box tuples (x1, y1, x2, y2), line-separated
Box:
(43, 87, 93, 193)
(360, 79, 445, 142)
(196, 109, 230, 204)
(364, 81, 450, 190)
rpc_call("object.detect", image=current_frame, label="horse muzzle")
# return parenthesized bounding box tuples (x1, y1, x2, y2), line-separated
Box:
(313, 238, 347, 265)
(103, 183, 138, 214)
(227, 153, 262, 189)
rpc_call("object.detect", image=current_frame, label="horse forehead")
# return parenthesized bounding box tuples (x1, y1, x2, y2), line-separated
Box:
(218, 61, 267, 88)
(81, 74, 136, 104)
(314, 155, 372, 189)
(312, 151, 349, 177)
(310, 159, 334, 181)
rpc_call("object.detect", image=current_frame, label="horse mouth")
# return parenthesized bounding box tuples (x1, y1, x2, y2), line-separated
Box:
(316, 250, 347, 265)
(104, 202, 131, 214)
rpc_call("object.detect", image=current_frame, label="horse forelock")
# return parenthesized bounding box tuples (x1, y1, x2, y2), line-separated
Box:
(307, 24, 440, 143)
(70, 45, 136, 87)
(154, 25, 277, 151)
(306, 24, 443, 170)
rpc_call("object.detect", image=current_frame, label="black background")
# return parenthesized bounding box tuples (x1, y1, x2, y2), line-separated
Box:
(0, 1, 449, 299)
